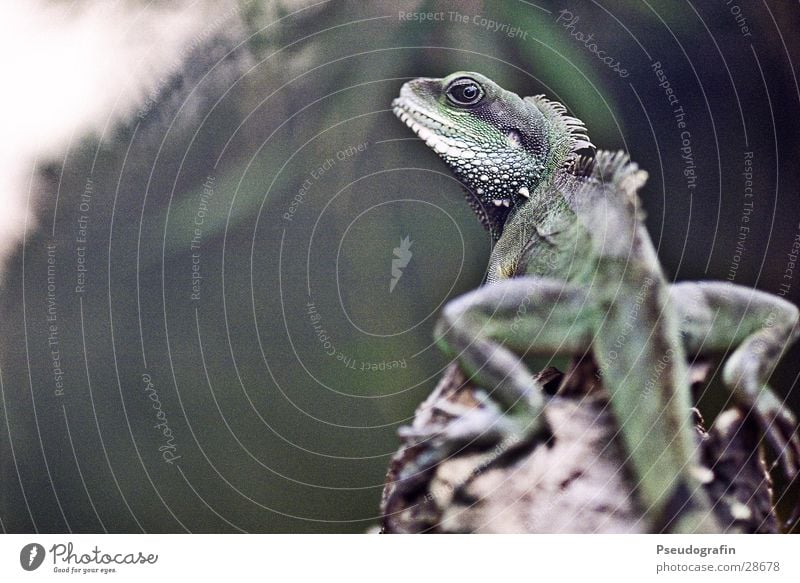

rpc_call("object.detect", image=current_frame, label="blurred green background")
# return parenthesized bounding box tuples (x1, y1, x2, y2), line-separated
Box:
(2, 0, 800, 532)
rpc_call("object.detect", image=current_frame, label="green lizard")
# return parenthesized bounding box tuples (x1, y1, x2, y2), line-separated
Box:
(391, 71, 800, 532)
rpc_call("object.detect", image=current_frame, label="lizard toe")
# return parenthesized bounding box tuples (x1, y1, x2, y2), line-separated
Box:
(751, 389, 800, 479)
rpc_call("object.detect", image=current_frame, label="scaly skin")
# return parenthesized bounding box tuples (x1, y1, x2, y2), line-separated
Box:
(392, 72, 800, 533)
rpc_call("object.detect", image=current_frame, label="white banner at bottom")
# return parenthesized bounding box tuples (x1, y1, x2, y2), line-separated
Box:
(1, 534, 798, 582)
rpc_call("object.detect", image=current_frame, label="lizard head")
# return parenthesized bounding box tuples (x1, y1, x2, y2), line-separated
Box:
(392, 72, 593, 238)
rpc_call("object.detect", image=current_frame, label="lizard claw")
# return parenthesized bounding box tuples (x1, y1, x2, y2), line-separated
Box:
(401, 398, 527, 447)
(750, 388, 800, 479)
(441, 402, 542, 445)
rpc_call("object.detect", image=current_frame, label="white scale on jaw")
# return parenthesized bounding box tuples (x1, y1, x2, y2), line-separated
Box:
(396, 108, 476, 160)
(395, 106, 532, 206)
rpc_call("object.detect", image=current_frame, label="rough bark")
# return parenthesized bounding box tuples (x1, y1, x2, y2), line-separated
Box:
(380, 359, 787, 534)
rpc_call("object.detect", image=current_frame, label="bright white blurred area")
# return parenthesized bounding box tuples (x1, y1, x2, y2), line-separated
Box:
(0, 0, 235, 276)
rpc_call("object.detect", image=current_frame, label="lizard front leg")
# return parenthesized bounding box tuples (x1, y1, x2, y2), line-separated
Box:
(434, 277, 592, 436)
(671, 281, 800, 476)
(433, 275, 720, 532)
(390, 278, 591, 513)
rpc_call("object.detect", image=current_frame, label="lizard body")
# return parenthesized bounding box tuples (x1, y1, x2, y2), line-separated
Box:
(392, 72, 800, 532)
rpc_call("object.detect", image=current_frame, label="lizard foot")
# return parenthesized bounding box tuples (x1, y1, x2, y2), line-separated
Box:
(399, 389, 545, 448)
(749, 387, 800, 479)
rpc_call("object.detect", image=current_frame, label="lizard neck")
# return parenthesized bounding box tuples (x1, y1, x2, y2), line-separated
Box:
(482, 149, 578, 247)
(486, 169, 578, 283)
(483, 96, 593, 242)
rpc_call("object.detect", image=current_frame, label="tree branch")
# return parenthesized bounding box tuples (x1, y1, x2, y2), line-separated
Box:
(381, 359, 784, 533)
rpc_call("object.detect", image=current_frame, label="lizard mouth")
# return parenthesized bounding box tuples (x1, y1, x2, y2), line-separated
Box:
(392, 100, 477, 161)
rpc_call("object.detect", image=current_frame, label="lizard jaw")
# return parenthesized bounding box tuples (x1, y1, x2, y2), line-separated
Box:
(392, 102, 477, 161)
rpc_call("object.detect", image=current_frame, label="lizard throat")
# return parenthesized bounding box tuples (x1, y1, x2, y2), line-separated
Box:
(392, 101, 518, 240)
(464, 187, 513, 241)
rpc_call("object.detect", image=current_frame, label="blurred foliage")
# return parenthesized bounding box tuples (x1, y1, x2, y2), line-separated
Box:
(2, 0, 800, 532)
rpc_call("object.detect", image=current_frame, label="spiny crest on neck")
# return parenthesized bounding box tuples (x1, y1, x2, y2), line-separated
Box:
(524, 95, 595, 173)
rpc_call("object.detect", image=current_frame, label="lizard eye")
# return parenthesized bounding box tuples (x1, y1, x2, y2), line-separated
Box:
(446, 78, 484, 106)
